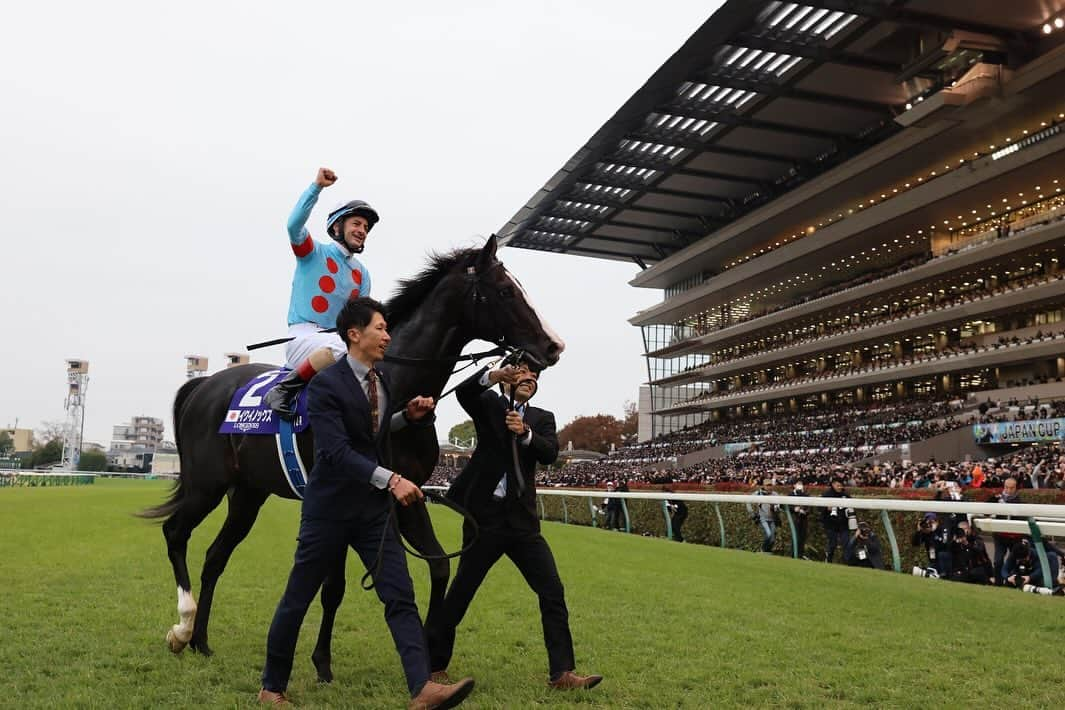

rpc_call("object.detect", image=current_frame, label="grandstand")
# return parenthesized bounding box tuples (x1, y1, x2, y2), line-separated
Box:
(498, 1, 1065, 466)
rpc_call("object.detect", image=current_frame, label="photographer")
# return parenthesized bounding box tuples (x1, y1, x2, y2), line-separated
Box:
(1002, 539, 1061, 592)
(948, 522, 992, 585)
(844, 521, 884, 570)
(910, 513, 952, 578)
(603, 482, 625, 532)
(820, 477, 853, 563)
(666, 496, 688, 543)
(991, 477, 1023, 584)
(747, 478, 779, 553)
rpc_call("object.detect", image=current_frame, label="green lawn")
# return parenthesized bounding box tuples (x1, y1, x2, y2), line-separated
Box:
(1, 480, 1062, 708)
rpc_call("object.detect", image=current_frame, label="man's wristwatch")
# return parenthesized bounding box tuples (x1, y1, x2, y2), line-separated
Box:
(388, 474, 402, 491)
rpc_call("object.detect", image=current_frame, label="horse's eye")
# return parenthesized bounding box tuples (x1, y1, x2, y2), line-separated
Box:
(499, 286, 515, 298)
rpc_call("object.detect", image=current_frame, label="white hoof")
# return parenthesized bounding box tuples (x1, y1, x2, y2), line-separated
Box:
(167, 625, 190, 654)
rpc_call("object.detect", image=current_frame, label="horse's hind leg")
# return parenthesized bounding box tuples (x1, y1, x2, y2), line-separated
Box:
(162, 484, 228, 653)
(189, 484, 270, 656)
(311, 549, 347, 683)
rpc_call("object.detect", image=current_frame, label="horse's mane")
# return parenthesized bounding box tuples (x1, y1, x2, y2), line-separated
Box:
(385, 247, 480, 327)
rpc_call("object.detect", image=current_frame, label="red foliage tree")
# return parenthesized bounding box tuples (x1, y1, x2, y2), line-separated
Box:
(558, 414, 626, 454)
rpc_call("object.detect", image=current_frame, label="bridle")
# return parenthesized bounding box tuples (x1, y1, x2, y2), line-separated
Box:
(381, 259, 546, 392)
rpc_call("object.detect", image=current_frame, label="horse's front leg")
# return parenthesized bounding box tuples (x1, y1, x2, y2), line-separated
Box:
(311, 548, 347, 683)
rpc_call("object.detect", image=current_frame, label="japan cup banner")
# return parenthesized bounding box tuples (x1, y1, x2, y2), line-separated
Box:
(973, 418, 1065, 444)
(218, 369, 310, 435)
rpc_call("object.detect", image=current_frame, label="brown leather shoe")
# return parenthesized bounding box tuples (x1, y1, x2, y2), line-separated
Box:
(257, 688, 293, 706)
(408, 677, 474, 710)
(429, 670, 452, 684)
(548, 670, 603, 690)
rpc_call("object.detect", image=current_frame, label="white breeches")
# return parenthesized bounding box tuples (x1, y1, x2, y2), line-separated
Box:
(284, 323, 346, 368)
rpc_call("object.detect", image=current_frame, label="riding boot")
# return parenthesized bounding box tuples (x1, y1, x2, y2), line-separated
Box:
(263, 369, 308, 421)
(264, 356, 323, 421)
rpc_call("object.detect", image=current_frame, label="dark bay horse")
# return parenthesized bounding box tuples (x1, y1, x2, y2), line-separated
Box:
(141, 236, 563, 680)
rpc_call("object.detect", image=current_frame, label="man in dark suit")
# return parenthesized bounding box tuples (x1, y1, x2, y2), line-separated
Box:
(259, 297, 474, 710)
(427, 358, 602, 691)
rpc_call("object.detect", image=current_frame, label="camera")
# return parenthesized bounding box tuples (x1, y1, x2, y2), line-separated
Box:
(1022, 584, 1053, 595)
(912, 566, 940, 579)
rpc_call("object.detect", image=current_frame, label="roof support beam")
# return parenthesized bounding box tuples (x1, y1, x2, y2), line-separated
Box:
(645, 184, 736, 205)
(621, 132, 797, 166)
(592, 153, 676, 172)
(605, 219, 703, 240)
(553, 198, 717, 222)
(730, 32, 901, 74)
(577, 171, 733, 204)
(801, 1, 1018, 40)
(572, 231, 680, 249)
(674, 166, 767, 186)
(694, 72, 896, 114)
(661, 104, 848, 141)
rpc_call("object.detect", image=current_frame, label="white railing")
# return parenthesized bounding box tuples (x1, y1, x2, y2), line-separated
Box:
(425, 486, 1064, 583)
(0, 469, 178, 480)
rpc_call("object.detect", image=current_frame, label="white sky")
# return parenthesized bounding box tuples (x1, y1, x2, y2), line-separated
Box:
(1, 0, 720, 448)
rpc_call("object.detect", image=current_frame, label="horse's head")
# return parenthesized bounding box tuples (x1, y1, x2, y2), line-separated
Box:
(464, 235, 564, 367)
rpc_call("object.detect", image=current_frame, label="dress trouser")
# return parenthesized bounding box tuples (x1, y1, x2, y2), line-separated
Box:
(824, 526, 849, 562)
(262, 507, 430, 696)
(428, 519, 575, 676)
(794, 515, 808, 557)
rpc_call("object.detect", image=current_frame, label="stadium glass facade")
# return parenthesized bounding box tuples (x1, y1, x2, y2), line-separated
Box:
(499, 1, 1065, 441)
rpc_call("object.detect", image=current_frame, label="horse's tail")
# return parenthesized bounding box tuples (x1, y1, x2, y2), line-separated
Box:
(138, 377, 208, 520)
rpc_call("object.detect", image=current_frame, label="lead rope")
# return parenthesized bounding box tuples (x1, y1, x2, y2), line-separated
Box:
(360, 490, 481, 591)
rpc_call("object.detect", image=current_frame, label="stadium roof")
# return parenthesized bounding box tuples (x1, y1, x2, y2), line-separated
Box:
(497, 1, 1060, 273)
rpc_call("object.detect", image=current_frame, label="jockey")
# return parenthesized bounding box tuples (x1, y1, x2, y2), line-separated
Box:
(264, 167, 380, 419)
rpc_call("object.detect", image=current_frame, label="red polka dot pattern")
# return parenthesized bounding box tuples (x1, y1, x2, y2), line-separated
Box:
(319, 276, 336, 293)
(352, 269, 363, 285)
(311, 296, 329, 313)
(326, 257, 338, 274)
(350, 288, 361, 300)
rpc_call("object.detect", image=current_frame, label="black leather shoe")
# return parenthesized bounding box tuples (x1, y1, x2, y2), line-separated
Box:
(263, 370, 305, 421)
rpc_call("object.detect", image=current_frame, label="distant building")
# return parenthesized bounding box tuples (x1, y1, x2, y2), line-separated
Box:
(1, 427, 34, 454)
(108, 416, 164, 471)
(152, 444, 180, 476)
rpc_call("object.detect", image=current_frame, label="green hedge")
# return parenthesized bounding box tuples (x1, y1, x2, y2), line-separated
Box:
(536, 486, 1065, 572)
(0, 473, 95, 488)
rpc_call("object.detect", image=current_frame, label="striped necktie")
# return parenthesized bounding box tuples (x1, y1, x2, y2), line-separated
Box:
(366, 369, 380, 435)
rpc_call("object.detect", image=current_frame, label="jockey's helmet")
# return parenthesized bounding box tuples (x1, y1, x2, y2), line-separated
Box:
(326, 200, 380, 241)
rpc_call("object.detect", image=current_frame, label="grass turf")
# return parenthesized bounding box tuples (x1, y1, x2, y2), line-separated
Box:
(1, 479, 1062, 708)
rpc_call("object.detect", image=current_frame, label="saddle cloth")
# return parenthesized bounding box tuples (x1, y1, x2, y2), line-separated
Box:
(217, 369, 311, 435)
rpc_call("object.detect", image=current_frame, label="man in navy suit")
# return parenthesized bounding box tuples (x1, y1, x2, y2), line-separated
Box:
(427, 358, 602, 691)
(259, 297, 474, 709)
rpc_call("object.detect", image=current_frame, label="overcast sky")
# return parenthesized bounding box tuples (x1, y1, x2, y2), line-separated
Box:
(1, 0, 719, 449)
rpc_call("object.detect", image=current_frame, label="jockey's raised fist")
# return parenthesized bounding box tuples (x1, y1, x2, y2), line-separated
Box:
(315, 168, 338, 187)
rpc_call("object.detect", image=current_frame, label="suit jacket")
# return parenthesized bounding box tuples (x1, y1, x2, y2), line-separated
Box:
(302, 357, 394, 521)
(446, 368, 559, 532)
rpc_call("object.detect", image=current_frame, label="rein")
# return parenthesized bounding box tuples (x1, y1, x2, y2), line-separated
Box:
(360, 490, 480, 591)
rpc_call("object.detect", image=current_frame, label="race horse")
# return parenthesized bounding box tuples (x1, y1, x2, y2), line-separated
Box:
(141, 236, 563, 681)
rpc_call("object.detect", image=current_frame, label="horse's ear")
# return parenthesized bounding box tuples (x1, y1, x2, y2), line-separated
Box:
(476, 234, 498, 271)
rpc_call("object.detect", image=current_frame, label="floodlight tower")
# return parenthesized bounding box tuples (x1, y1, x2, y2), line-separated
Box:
(185, 355, 208, 379)
(61, 359, 89, 470)
(225, 352, 250, 368)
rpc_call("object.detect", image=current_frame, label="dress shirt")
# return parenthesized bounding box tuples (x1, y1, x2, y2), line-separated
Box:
(346, 354, 408, 489)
